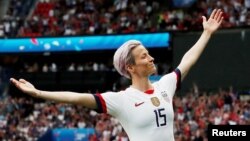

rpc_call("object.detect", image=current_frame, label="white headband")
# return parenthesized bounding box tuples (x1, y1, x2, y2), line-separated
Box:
(113, 40, 142, 79)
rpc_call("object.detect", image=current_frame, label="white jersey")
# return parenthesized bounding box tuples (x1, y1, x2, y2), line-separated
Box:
(94, 69, 181, 141)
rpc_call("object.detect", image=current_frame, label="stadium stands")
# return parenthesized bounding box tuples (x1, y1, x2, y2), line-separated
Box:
(0, 0, 250, 37)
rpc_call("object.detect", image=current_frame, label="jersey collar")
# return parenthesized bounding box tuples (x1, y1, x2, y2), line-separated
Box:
(144, 89, 154, 94)
(129, 86, 155, 95)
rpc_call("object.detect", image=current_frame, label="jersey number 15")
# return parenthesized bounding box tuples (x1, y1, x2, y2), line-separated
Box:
(154, 108, 167, 127)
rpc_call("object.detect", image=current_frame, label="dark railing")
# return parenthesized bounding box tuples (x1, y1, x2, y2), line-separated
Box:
(9, 70, 121, 95)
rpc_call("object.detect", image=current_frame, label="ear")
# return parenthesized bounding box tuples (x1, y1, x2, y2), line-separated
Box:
(126, 64, 134, 74)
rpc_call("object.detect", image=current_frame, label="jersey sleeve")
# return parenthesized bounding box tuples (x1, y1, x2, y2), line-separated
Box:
(156, 68, 181, 98)
(93, 91, 123, 117)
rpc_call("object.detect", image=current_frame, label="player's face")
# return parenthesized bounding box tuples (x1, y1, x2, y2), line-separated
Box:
(130, 45, 156, 77)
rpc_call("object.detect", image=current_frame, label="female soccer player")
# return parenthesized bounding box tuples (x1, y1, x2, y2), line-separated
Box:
(10, 9, 223, 141)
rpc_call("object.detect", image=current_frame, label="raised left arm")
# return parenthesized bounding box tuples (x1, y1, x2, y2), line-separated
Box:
(177, 9, 224, 81)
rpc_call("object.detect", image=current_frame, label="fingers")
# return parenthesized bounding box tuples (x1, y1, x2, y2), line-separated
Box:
(202, 16, 207, 23)
(218, 16, 224, 25)
(210, 9, 217, 19)
(214, 9, 221, 20)
(214, 9, 223, 22)
(10, 78, 27, 86)
(210, 9, 223, 21)
(19, 79, 28, 83)
(218, 11, 223, 22)
(10, 78, 20, 87)
(10, 78, 17, 83)
(10, 78, 15, 82)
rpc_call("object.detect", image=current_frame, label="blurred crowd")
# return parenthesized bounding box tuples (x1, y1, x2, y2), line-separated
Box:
(0, 84, 249, 141)
(0, 96, 128, 141)
(20, 61, 170, 76)
(1, 0, 250, 37)
(173, 85, 250, 141)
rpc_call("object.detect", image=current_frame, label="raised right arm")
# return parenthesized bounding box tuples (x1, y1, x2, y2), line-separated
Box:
(10, 78, 97, 109)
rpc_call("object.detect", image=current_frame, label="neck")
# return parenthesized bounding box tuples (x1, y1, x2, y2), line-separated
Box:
(131, 76, 153, 92)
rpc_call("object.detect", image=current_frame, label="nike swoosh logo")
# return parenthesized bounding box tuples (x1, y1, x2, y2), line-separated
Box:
(135, 102, 145, 107)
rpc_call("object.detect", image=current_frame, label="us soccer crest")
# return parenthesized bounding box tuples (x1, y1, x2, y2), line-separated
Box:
(151, 97, 160, 107)
(161, 91, 170, 103)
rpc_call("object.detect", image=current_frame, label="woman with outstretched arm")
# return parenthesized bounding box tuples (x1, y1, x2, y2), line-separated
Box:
(10, 9, 223, 141)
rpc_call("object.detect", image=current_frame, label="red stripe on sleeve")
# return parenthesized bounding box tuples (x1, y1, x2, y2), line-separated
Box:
(174, 69, 181, 90)
(96, 94, 107, 113)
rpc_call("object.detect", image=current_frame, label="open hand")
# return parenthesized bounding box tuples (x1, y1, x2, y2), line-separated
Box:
(202, 9, 224, 34)
(10, 78, 39, 97)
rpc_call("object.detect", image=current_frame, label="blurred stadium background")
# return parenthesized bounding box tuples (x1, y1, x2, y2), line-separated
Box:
(0, 0, 250, 140)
